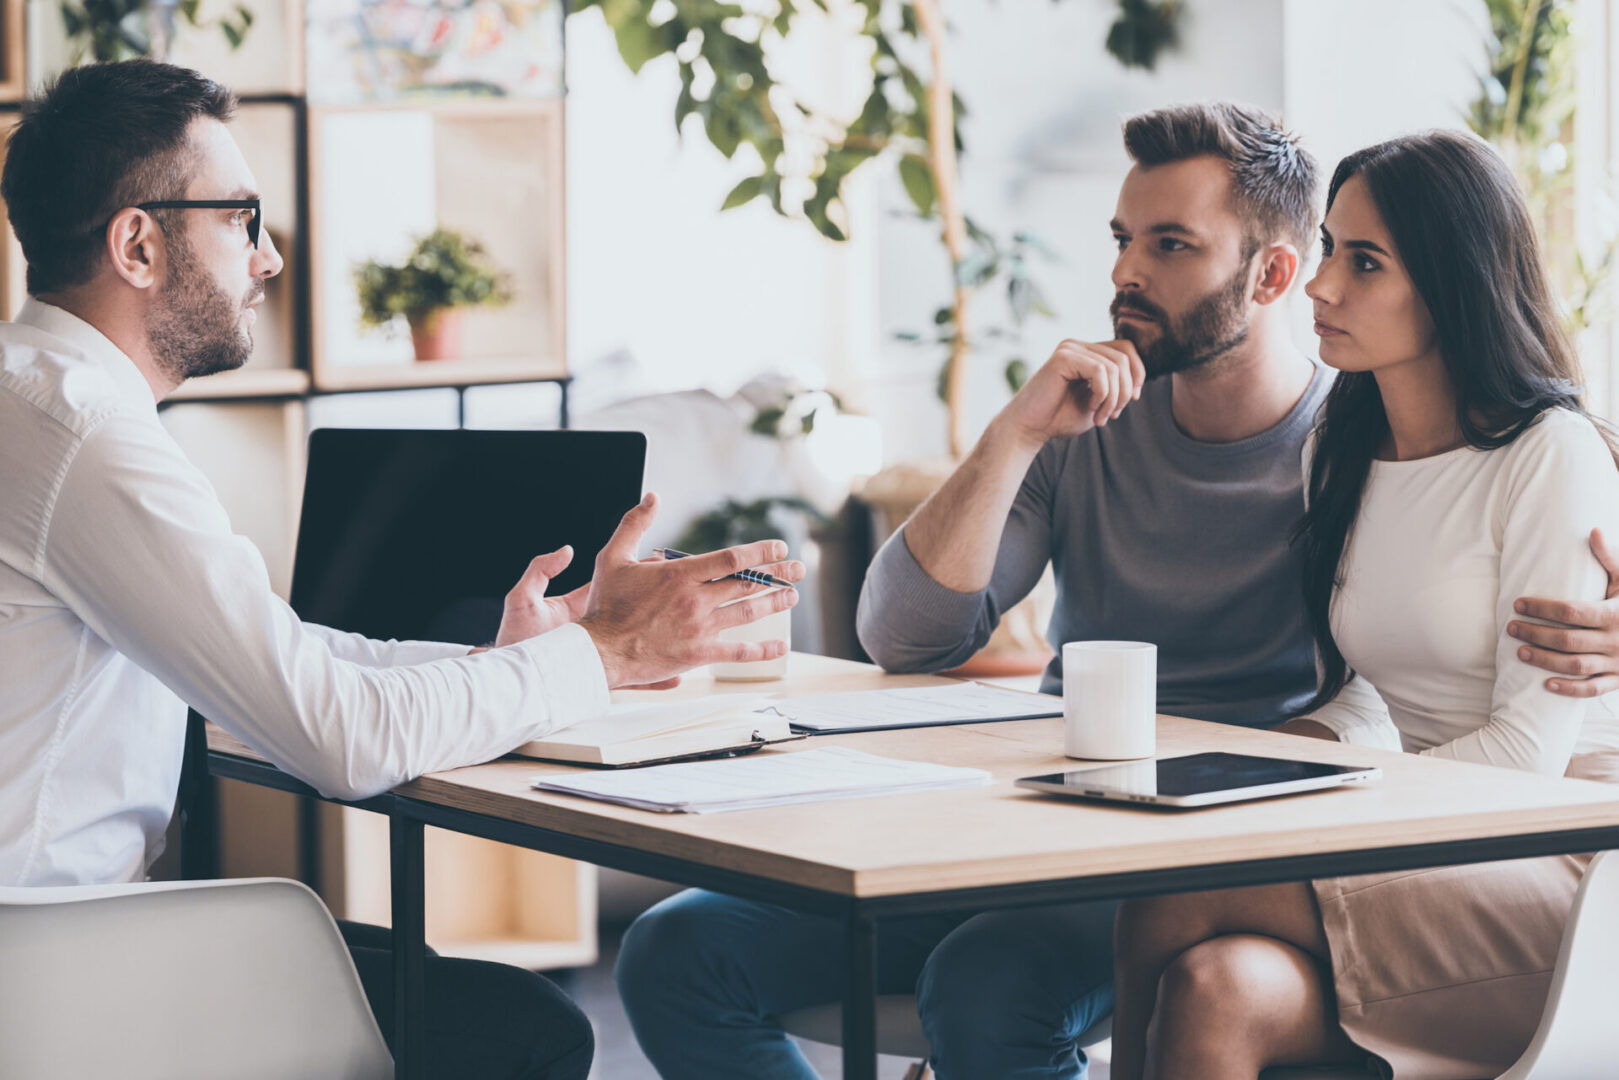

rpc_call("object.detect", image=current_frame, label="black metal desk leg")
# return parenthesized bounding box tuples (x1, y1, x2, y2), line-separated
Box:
(391, 813, 427, 1080)
(842, 910, 879, 1080)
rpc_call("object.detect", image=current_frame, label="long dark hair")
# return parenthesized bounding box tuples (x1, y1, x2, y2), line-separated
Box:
(1295, 130, 1598, 714)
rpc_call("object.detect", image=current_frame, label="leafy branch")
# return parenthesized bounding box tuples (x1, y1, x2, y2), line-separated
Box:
(576, 0, 1184, 456)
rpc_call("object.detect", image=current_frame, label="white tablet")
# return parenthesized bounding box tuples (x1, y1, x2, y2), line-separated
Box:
(1016, 751, 1380, 809)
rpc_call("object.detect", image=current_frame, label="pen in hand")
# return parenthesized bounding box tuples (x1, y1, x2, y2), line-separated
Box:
(652, 547, 798, 590)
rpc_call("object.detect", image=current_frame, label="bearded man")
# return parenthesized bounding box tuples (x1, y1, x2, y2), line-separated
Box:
(610, 100, 1332, 1080)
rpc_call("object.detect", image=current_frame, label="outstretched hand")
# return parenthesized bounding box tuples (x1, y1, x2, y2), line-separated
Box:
(494, 546, 591, 647)
(1511, 528, 1619, 698)
(578, 492, 807, 689)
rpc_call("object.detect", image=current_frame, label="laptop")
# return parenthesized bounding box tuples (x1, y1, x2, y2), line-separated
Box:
(1016, 751, 1381, 809)
(290, 428, 647, 645)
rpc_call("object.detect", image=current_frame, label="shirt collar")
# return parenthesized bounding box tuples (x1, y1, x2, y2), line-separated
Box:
(16, 298, 157, 408)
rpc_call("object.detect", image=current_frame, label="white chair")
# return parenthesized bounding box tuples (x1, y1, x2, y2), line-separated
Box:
(789, 852, 1619, 1080)
(0, 877, 392, 1080)
(777, 994, 1112, 1080)
(1267, 849, 1619, 1080)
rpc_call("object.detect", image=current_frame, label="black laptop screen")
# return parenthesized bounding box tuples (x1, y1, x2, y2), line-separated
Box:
(290, 428, 646, 646)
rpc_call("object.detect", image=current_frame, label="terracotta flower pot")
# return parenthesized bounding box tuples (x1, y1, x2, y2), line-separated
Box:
(407, 307, 465, 362)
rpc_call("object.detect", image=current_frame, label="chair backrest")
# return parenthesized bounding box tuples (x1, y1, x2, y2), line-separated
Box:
(0, 878, 392, 1080)
(1497, 850, 1619, 1080)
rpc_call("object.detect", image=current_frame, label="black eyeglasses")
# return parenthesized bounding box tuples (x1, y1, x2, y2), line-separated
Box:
(122, 198, 263, 248)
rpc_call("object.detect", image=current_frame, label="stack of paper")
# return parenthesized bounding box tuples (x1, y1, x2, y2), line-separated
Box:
(531, 745, 992, 813)
(763, 682, 1060, 734)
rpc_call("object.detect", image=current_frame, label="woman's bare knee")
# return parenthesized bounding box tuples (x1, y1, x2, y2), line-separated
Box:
(1147, 935, 1355, 1079)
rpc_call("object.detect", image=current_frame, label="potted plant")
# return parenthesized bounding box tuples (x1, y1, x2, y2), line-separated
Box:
(354, 227, 513, 362)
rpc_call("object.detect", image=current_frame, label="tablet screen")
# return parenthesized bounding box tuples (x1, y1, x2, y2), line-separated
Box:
(1039, 752, 1367, 798)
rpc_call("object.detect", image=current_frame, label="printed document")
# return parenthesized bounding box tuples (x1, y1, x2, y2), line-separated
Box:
(531, 745, 992, 813)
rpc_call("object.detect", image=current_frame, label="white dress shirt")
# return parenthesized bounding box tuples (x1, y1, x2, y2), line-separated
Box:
(1307, 409, 1619, 771)
(0, 300, 609, 886)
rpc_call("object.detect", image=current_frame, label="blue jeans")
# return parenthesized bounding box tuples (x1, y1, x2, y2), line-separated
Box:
(615, 889, 1117, 1080)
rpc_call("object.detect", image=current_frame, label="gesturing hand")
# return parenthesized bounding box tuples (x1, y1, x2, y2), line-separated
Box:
(1511, 527, 1619, 697)
(494, 546, 591, 647)
(578, 492, 807, 689)
(998, 338, 1146, 450)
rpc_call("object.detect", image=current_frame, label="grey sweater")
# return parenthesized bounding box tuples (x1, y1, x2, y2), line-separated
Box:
(857, 364, 1333, 728)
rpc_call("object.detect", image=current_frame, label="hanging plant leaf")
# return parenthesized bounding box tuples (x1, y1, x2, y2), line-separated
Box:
(721, 175, 764, 210)
(1105, 0, 1183, 71)
(898, 154, 936, 217)
(1005, 358, 1029, 392)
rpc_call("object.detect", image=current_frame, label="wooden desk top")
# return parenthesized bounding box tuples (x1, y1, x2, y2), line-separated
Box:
(209, 654, 1619, 899)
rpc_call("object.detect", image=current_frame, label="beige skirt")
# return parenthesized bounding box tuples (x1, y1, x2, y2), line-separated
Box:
(1311, 752, 1619, 1080)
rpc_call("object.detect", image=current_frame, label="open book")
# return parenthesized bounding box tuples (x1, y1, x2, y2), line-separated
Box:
(516, 682, 1060, 767)
(515, 696, 797, 767)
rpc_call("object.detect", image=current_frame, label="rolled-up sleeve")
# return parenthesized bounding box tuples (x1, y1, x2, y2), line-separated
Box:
(41, 413, 609, 801)
(856, 446, 1056, 673)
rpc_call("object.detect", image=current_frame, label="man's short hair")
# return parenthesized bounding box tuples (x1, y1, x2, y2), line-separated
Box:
(1, 59, 236, 295)
(1122, 102, 1319, 257)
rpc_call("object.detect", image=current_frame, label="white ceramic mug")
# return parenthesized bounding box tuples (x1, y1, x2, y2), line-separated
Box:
(1062, 640, 1157, 759)
(711, 591, 792, 682)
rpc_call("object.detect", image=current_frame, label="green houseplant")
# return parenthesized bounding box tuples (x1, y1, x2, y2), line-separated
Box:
(354, 227, 513, 362)
(60, 0, 254, 63)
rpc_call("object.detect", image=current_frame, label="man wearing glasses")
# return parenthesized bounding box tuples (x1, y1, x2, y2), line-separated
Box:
(0, 60, 803, 1078)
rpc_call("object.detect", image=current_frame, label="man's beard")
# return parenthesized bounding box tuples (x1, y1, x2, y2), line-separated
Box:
(1110, 261, 1252, 379)
(146, 231, 258, 383)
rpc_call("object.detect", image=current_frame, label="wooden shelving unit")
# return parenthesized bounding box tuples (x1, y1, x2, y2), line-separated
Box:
(0, 0, 593, 971)
(308, 99, 567, 392)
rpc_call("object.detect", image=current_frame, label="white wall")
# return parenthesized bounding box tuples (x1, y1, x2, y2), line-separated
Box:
(561, 4, 881, 401)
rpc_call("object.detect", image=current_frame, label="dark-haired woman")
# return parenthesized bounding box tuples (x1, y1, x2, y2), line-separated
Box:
(1109, 129, 1619, 1080)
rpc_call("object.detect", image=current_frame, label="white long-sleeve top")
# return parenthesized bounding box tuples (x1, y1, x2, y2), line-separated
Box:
(0, 300, 609, 887)
(1306, 409, 1619, 773)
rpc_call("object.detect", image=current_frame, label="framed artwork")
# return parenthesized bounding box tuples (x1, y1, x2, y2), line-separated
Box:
(307, 0, 564, 104)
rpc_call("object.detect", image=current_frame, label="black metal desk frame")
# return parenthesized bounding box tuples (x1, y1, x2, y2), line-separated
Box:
(204, 746, 1619, 1080)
